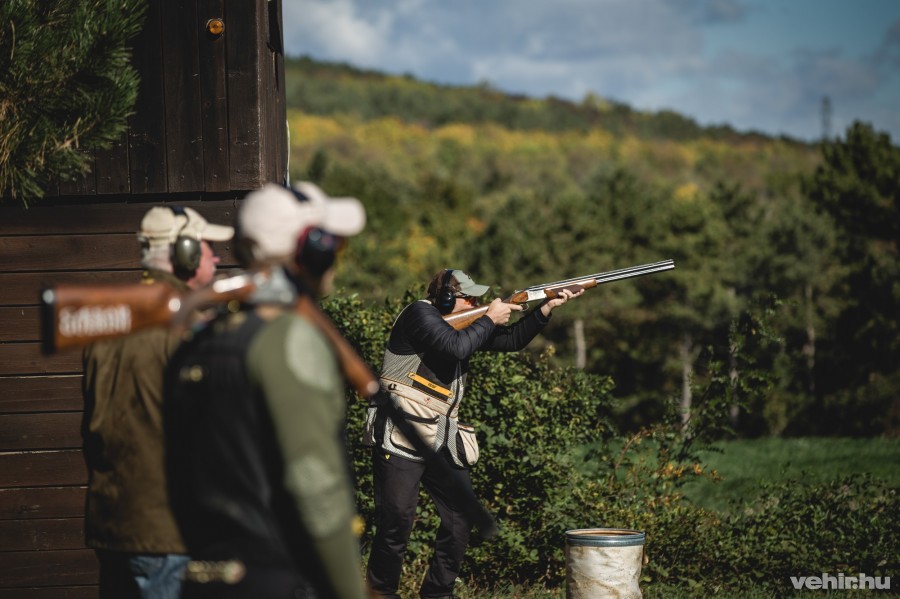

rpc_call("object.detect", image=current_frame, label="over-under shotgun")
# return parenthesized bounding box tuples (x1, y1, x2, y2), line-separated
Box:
(443, 259, 675, 330)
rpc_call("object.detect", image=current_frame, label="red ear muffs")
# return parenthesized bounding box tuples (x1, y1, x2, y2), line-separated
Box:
(296, 227, 340, 276)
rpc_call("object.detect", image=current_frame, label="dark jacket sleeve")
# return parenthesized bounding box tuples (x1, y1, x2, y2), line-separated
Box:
(395, 301, 550, 358)
(396, 301, 497, 360)
(482, 307, 551, 352)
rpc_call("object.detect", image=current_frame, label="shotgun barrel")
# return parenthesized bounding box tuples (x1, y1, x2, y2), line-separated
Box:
(517, 259, 675, 302)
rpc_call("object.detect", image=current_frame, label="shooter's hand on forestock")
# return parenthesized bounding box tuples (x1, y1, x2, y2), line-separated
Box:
(484, 297, 524, 325)
(540, 286, 585, 317)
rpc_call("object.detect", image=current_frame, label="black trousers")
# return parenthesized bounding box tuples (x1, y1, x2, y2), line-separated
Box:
(365, 448, 474, 599)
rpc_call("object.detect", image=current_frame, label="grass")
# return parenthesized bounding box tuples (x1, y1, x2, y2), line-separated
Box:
(680, 436, 900, 512)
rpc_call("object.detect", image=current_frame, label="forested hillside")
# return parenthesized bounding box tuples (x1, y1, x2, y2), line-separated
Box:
(284, 56, 898, 438)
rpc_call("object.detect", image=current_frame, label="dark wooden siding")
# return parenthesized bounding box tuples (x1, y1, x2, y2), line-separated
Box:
(0, 0, 286, 595)
(0, 198, 243, 595)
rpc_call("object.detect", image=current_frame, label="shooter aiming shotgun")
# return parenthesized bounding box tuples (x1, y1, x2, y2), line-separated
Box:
(443, 259, 676, 330)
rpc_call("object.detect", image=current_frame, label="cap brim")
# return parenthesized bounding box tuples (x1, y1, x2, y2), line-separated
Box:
(459, 282, 490, 297)
(320, 198, 366, 237)
(294, 181, 366, 237)
(202, 223, 235, 242)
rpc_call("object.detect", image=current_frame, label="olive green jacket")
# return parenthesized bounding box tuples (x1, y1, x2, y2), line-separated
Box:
(81, 269, 187, 554)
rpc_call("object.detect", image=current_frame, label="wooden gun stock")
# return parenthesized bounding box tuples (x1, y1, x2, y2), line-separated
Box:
(41, 273, 260, 354)
(442, 305, 492, 330)
(41, 282, 183, 354)
(295, 294, 382, 398)
(442, 281, 595, 330)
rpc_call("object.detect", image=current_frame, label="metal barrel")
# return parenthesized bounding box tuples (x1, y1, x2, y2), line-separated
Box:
(592, 259, 674, 285)
(565, 528, 645, 599)
(523, 259, 675, 291)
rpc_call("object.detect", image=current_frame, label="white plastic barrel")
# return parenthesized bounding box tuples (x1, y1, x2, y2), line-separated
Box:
(565, 528, 645, 599)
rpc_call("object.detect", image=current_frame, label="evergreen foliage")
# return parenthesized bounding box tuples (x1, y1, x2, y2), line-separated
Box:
(803, 123, 900, 435)
(0, 0, 145, 204)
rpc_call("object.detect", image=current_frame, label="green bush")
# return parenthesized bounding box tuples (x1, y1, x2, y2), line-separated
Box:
(723, 477, 897, 587)
(324, 295, 900, 595)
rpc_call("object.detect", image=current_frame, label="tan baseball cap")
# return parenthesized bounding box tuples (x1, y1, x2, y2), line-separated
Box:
(238, 182, 366, 260)
(139, 206, 234, 246)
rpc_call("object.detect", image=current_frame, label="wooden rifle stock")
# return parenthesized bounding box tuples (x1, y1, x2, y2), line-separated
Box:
(442, 259, 675, 330)
(294, 294, 381, 398)
(442, 281, 597, 330)
(41, 282, 183, 354)
(41, 273, 261, 354)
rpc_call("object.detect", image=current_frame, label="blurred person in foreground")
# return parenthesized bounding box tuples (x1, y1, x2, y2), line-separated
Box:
(82, 206, 234, 599)
(363, 268, 582, 599)
(164, 182, 369, 599)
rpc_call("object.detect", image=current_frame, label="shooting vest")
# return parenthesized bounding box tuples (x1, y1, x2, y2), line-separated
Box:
(363, 302, 480, 467)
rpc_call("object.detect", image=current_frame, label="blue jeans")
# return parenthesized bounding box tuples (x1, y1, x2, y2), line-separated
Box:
(97, 550, 190, 599)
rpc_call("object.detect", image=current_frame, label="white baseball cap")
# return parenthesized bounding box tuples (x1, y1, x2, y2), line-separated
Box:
(139, 206, 234, 246)
(238, 182, 366, 260)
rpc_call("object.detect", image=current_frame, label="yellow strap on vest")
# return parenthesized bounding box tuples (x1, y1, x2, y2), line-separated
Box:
(407, 372, 451, 398)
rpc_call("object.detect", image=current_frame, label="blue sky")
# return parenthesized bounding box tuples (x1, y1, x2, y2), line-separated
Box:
(281, 0, 900, 142)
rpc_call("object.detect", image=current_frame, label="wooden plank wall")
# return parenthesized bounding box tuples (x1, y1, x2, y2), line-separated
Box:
(46, 0, 287, 199)
(0, 0, 286, 595)
(0, 198, 243, 597)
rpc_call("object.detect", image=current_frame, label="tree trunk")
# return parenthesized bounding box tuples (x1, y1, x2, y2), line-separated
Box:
(680, 333, 694, 426)
(729, 338, 740, 427)
(574, 318, 586, 370)
(802, 283, 816, 396)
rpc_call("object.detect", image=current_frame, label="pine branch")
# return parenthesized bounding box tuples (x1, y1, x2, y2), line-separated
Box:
(0, 0, 146, 205)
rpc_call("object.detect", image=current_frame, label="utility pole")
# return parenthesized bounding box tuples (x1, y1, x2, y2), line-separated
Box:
(821, 96, 832, 141)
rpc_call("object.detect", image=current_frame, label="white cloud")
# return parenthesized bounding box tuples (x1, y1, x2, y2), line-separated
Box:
(280, 0, 900, 141)
(282, 0, 392, 64)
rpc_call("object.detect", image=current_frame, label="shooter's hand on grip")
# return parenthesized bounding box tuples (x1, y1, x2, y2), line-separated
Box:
(485, 298, 524, 325)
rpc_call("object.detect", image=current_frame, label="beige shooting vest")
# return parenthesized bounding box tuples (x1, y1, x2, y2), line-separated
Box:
(362, 302, 479, 467)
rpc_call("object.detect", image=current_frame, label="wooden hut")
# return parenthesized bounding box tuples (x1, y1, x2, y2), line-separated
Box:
(0, 0, 287, 595)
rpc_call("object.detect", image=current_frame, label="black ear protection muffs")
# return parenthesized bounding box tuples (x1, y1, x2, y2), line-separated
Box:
(435, 268, 457, 314)
(168, 206, 202, 273)
(296, 227, 340, 277)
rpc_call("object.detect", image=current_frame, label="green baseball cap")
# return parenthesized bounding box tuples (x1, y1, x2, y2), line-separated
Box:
(428, 269, 490, 298)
